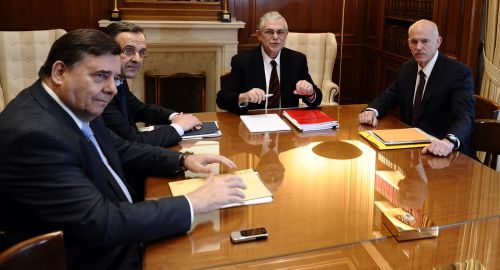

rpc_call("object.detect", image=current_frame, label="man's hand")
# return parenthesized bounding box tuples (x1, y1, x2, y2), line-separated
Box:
(421, 138, 454, 157)
(186, 174, 246, 214)
(239, 88, 266, 104)
(293, 80, 314, 96)
(183, 153, 236, 174)
(172, 113, 203, 131)
(359, 110, 378, 127)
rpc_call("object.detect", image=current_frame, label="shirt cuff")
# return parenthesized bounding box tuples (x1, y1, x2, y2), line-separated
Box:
(170, 123, 184, 136)
(169, 112, 179, 122)
(364, 108, 379, 117)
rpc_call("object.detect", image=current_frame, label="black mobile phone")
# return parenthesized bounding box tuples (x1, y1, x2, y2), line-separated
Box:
(230, 227, 268, 243)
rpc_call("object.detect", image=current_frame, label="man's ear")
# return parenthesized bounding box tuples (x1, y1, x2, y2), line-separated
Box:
(436, 36, 442, 48)
(51, 61, 66, 86)
(256, 29, 263, 43)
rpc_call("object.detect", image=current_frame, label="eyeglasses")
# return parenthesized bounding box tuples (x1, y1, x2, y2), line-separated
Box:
(263, 29, 287, 37)
(121, 47, 148, 58)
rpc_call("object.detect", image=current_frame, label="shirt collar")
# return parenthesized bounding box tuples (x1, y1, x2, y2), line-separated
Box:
(418, 51, 439, 78)
(261, 47, 281, 66)
(41, 81, 84, 129)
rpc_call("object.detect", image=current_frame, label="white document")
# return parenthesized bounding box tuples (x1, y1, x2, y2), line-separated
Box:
(240, 114, 291, 133)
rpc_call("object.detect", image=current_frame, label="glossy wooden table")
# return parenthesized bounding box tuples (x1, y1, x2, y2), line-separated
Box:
(144, 105, 500, 269)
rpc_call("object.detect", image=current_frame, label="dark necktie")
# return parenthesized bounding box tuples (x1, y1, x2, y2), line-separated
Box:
(81, 122, 133, 203)
(411, 70, 426, 126)
(116, 83, 129, 122)
(268, 60, 281, 108)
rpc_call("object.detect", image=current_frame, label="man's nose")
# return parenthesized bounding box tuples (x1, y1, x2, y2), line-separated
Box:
(106, 79, 118, 95)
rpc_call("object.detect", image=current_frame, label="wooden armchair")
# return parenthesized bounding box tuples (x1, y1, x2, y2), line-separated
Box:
(0, 231, 66, 270)
(471, 119, 500, 170)
(474, 94, 499, 119)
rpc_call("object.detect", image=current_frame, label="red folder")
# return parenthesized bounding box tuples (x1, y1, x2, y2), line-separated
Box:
(283, 109, 338, 131)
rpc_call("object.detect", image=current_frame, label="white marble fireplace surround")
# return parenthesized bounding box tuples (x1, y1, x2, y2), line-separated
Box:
(98, 20, 245, 112)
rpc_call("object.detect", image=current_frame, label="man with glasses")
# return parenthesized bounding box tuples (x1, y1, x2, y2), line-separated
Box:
(0, 29, 246, 269)
(216, 11, 322, 114)
(102, 21, 202, 148)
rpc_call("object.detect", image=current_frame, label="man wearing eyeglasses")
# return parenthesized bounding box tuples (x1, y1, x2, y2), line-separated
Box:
(216, 11, 322, 114)
(102, 21, 202, 148)
(102, 21, 204, 201)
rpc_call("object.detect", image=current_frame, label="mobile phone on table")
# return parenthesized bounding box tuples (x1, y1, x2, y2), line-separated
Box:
(230, 227, 268, 243)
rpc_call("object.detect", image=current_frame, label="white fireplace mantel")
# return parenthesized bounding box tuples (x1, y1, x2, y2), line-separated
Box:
(98, 19, 245, 111)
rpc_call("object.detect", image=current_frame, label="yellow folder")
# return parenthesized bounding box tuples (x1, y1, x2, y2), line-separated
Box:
(169, 169, 273, 208)
(359, 130, 431, 150)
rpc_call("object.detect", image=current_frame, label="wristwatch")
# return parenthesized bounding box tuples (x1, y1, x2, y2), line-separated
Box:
(178, 151, 194, 171)
(445, 134, 459, 150)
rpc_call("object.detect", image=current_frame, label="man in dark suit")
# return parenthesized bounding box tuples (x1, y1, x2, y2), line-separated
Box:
(0, 29, 245, 270)
(216, 11, 322, 114)
(359, 19, 475, 157)
(102, 21, 202, 147)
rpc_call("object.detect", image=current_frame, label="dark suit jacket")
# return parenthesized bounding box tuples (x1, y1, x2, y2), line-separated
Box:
(216, 46, 322, 114)
(0, 80, 191, 269)
(368, 52, 475, 156)
(102, 80, 181, 147)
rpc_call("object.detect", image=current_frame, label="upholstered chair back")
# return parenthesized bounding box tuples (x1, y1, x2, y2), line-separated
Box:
(0, 29, 66, 111)
(285, 32, 339, 104)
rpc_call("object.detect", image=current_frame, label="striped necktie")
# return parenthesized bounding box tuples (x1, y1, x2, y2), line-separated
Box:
(268, 60, 281, 108)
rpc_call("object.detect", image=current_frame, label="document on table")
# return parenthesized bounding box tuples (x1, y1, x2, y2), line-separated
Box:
(169, 169, 273, 208)
(240, 114, 291, 133)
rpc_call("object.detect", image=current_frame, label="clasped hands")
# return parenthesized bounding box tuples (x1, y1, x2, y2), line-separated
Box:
(359, 110, 454, 157)
(238, 80, 314, 104)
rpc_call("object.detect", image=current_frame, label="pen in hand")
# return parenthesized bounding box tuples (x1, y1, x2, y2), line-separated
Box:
(264, 94, 274, 98)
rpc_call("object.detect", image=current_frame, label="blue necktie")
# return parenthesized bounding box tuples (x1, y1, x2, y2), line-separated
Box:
(81, 122, 133, 203)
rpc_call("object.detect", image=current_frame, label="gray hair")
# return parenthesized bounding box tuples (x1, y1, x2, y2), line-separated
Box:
(408, 19, 439, 38)
(257, 11, 288, 32)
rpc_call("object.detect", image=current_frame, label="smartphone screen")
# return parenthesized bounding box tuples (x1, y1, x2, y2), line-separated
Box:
(240, 227, 267, 237)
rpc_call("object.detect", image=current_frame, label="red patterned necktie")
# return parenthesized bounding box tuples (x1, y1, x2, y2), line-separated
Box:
(268, 60, 280, 108)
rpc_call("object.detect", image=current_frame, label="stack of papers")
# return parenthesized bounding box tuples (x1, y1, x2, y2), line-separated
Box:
(182, 121, 221, 140)
(359, 128, 432, 150)
(283, 109, 338, 131)
(240, 114, 291, 133)
(169, 169, 273, 208)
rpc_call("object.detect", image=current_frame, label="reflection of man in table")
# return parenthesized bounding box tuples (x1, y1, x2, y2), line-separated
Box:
(256, 133, 285, 191)
(238, 123, 285, 191)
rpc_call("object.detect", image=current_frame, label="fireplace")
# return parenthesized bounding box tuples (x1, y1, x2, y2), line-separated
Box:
(99, 19, 245, 111)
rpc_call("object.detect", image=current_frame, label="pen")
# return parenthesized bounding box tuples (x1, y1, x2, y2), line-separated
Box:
(264, 94, 274, 98)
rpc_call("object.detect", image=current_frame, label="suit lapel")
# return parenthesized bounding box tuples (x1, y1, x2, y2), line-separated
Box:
(401, 61, 418, 122)
(252, 47, 267, 90)
(90, 118, 133, 202)
(420, 53, 444, 108)
(31, 81, 132, 202)
(280, 48, 289, 95)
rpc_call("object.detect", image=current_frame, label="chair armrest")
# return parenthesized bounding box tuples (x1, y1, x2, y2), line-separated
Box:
(321, 80, 340, 105)
(0, 80, 5, 111)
